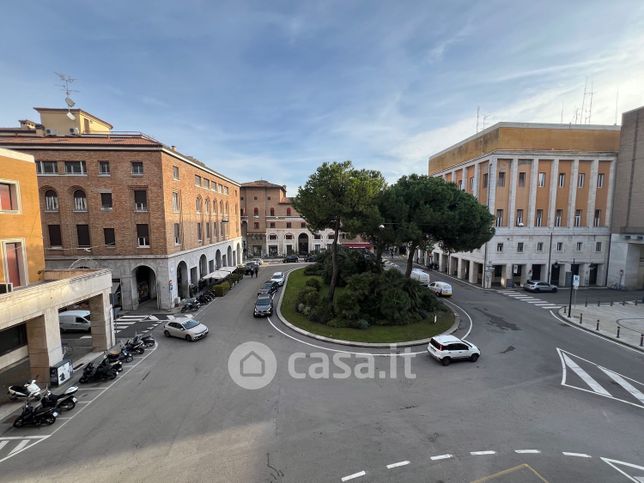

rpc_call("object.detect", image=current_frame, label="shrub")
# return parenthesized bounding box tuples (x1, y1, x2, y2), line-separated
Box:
(335, 290, 362, 321)
(305, 278, 322, 290)
(213, 282, 231, 297)
(347, 319, 370, 330)
(309, 302, 334, 324)
(304, 263, 324, 276)
(297, 286, 320, 308)
(379, 287, 412, 325)
(327, 318, 349, 328)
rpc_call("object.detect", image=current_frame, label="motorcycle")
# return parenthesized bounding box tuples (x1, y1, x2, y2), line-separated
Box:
(181, 299, 201, 313)
(79, 360, 117, 383)
(133, 334, 155, 348)
(13, 402, 58, 428)
(40, 386, 79, 412)
(107, 346, 134, 363)
(124, 338, 145, 355)
(8, 380, 42, 401)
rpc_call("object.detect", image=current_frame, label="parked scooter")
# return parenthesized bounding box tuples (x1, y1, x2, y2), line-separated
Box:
(133, 334, 155, 348)
(79, 360, 117, 383)
(13, 402, 58, 427)
(40, 386, 79, 412)
(8, 380, 42, 401)
(106, 357, 124, 373)
(181, 299, 201, 313)
(107, 346, 134, 363)
(124, 337, 145, 355)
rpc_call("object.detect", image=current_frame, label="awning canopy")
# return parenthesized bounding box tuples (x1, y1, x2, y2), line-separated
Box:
(202, 268, 235, 280)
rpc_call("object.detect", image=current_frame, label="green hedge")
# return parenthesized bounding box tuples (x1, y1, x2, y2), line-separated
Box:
(213, 281, 231, 297)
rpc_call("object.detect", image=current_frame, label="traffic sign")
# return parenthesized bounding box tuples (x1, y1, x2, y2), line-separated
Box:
(572, 274, 580, 289)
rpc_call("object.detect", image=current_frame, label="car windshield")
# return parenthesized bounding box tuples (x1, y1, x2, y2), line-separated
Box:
(183, 320, 200, 330)
(256, 298, 271, 306)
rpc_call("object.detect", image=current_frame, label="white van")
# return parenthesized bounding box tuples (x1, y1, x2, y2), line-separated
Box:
(410, 268, 430, 287)
(58, 310, 92, 332)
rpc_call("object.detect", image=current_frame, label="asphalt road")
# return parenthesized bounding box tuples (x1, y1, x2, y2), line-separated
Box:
(0, 263, 642, 482)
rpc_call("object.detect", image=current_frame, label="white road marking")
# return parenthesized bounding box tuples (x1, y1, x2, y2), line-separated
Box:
(146, 326, 155, 330)
(562, 452, 592, 458)
(8, 439, 30, 455)
(599, 367, 644, 405)
(443, 298, 473, 340)
(561, 353, 611, 396)
(115, 321, 138, 325)
(0, 441, 8, 451)
(147, 315, 159, 321)
(117, 315, 145, 319)
(430, 454, 453, 461)
(341, 470, 366, 481)
(540, 305, 561, 309)
(515, 449, 541, 454)
(0, 436, 50, 440)
(601, 457, 644, 482)
(386, 460, 410, 469)
(79, 335, 92, 339)
(470, 451, 496, 455)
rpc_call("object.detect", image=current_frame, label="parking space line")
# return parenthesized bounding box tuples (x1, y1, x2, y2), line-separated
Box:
(386, 460, 410, 469)
(562, 452, 592, 458)
(341, 470, 366, 481)
(515, 449, 541, 454)
(471, 451, 496, 455)
(430, 454, 453, 461)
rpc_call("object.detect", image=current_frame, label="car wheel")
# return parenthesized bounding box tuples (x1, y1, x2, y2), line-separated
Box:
(126, 355, 134, 362)
(441, 357, 451, 366)
(186, 335, 193, 342)
(470, 353, 479, 362)
(164, 330, 171, 337)
(535, 288, 540, 293)
(553, 287, 558, 293)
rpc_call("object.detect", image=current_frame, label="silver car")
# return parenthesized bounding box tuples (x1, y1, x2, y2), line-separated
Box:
(163, 319, 209, 342)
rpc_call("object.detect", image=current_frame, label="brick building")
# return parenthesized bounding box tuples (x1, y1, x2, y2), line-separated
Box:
(0, 108, 242, 310)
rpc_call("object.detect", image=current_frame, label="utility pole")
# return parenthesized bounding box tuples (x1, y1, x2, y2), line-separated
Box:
(567, 257, 576, 317)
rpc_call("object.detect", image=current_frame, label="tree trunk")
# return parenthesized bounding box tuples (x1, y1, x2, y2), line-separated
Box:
(405, 243, 417, 277)
(375, 244, 384, 271)
(328, 224, 340, 304)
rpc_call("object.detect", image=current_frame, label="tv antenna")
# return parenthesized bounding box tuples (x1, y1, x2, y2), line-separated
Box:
(55, 72, 78, 120)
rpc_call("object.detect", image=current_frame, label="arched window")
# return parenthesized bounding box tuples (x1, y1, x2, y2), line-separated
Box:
(196, 197, 202, 213)
(73, 189, 87, 212)
(219, 200, 223, 215)
(253, 207, 259, 216)
(225, 202, 229, 214)
(270, 207, 275, 216)
(45, 189, 59, 212)
(205, 198, 210, 214)
(286, 207, 292, 216)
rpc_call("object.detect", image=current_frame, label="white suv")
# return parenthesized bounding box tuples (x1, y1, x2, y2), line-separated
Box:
(270, 272, 285, 286)
(427, 335, 480, 365)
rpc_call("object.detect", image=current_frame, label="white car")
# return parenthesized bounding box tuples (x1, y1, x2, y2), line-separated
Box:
(427, 335, 480, 365)
(270, 272, 285, 286)
(250, 258, 264, 266)
(163, 319, 209, 342)
(428, 281, 452, 297)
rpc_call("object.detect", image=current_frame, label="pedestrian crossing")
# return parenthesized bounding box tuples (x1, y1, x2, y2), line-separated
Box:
(0, 436, 48, 463)
(497, 290, 563, 310)
(557, 348, 644, 410)
(114, 314, 176, 335)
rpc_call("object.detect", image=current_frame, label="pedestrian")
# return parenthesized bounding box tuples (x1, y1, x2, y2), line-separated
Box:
(254, 266, 258, 278)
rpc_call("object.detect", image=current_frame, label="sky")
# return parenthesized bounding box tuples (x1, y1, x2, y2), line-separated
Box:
(1, 1, 644, 194)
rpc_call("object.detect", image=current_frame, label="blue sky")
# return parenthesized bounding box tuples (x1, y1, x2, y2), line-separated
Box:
(2, 1, 643, 194)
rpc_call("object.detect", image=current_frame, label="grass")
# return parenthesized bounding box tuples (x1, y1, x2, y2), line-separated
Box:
(280, 268, 454, 343)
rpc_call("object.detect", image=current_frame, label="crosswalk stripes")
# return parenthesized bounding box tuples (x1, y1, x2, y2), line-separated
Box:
(557, 348, 644, 410)
(0, 436, 49, 463)
(497, 290, 563, 310)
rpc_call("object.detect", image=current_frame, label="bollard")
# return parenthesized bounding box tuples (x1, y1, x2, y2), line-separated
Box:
(610, 300, 613, 306)
(585, 298, 588, 307)
(598, 300, 601, 307)
(617, 326, 621, 338)
(622, 299, 626, 306)
(636, 299, 639, 306)
(596, 320, 600, 331)
(579, 313, 583, 325)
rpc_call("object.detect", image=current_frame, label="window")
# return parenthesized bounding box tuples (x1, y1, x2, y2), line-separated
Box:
(285, 234, 293, 240)
(44, 190, 59, 212)
(254, 222, 260, 229)
(36, 161, 57, 174)
(555, 209, 562, 227)
(286, 222, 292, 228)
(174, 223, 181, 245)
(577, 173, 585, 188)
(131, 162, 144, 175)
(556, 242, 563, 252)
(516, 209, 524, 226)
(469, 177, 474, 190)
(253, 207, 259, 216)
(269, 234, 277, 241)
(197, 222, 203, 241)
(137, 224, 150, 247)
(172, 192, 180, 212)
(495, 209, 504, 227)
(594, 209, 601, 227)
(597, 173, 604, 188)
(73, 190, 87, 212)
(204, 179, 210, 190)
(574, 209, 582, 227)
(100, 192, 112, 210)
(48, 225, 62, 247)
(76, 224, 90, 247)
(496, 242, 503, 253)
(206, 221, 211, 238)
(576, 242, 583, 251)
(224, 186, 229, 195)
(99, 161, 110, 175)
(134, 190, 148, 211)
(269, 222, 275, 228)
(535, 209, 543, 227)
(64, 161, 86, 175)
(458, 179, 463, 190)
(195, 175, 202, 187)
(196, 197, 202, 213)
(314, 233, 321, 239)
(205, 199, 210, 214)
(518, 172, 526, 187)
(269, 207, 275, 216)
(497, 171, 505, 187)
(517, 242, 524, 253)
(0, 325, 27, 358)
(220, 184, 224, 193)
(301, 222, 306, 228)
(595, 241, 602, 252)
(537, 242, 544, 252)
(286, 208, 292, 216)
(482, 173, 488, 188)
(173, 166, 180, 180)
(538, 172, 546, 187)
(558, 173, 565, 188)
(267, 196, 271, 200)
(104, 228, 115, 246)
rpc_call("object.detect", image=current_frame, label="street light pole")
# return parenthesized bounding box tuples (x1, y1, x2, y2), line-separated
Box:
(567, 257, 576, 317)
(546, 231, 553, 284)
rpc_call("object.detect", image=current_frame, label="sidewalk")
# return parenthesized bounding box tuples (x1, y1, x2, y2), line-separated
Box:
(558, 302, 644, 352)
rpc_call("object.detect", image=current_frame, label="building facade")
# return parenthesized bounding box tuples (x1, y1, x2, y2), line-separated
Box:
(608, 106, 644, 289)
(424, 123, 620, 288)
(0, 108, 242, 310)
(0, 147, 112, 382)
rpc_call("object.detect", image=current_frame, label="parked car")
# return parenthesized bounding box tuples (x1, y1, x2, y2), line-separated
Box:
(250, 258, 264, 266)
(244, 261, 258, 275)
(428, 281, 452, 297)
(283, 255, 299, 263)
(427, 335, 480, 366)
(524, 280, 558, 293)
(163, 319, 209, 342)
(270, 272, 285, 286)
(258, 281, 279, 297)
(254, 295, 274, 317)
(58, 310, 92, 333)
(410, 268, 430, 287)
(304, 253, 318, 262)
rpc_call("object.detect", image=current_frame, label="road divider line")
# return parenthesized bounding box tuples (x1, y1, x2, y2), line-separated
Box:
(8, 439, 30, 455)
(386, 460, 410, 469)
(515, 449, 540, 454)
(599, 367, 644, 404)
(430, 454, 453, 461)
(341, 470, 366, 481)
(470, 451, 496, 456)
(562, 452, 592, 458)
(561, 353, 611, 396)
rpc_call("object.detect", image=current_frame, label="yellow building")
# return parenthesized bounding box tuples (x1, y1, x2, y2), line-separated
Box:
(34, 107, 112, 136)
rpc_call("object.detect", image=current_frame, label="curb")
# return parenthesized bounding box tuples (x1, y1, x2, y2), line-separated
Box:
(556, 307, 644, 353)
(274, 268, 461, 349)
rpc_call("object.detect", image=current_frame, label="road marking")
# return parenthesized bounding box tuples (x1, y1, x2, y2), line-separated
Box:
(601, 457, 644, 482)
(599, 367, 644, 405)
(148, 315, 159, 321)
(562, 452, 592, 458)
(470, 451, 496, 455)
(540, 305, 561, 309)
(430, 454, 453, 461)
(515, 449, 541, 454)
(386, 460, 410, 469)
(118, 315, 146, 319)
(115, 321, 138, 326)
(0, 441, 7, 451)
(472, 463, 548, 483)
(443, 298, 473, 340)
(341, 470, 366, 481)
(560, 353, 611, 396)
(8, 439, 30, 455)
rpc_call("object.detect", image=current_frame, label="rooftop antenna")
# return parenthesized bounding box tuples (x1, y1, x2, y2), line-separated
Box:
(476, 106, 480, 133)
(579, 78, 588, 125)
(55, 72, 78, 120)
(585, 80, 594, 124)
(560, 103, 564, 123)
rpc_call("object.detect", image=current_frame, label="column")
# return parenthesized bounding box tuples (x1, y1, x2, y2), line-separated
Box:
(468, 260, 477, 284)
(528, 158, 539, 227)
(504, 263, 514, 288)
(473, 162, 480, 199)
(568, 159, 579, 227)
(438, 253, 446, 272)
(457, 258, 466, 279)
(488, 157, 498, 215)
(587, 159, 599, 227)
(508, 158, 519, 227)
(548, 159, 559, 228)
(121, 275, 135, 311)
(605, 158, 616, 228)
(89, 291, 115, 351)
(27, 310, 64, 383)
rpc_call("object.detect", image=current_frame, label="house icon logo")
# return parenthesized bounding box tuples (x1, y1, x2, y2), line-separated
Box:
(228, 341, 276, 390)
